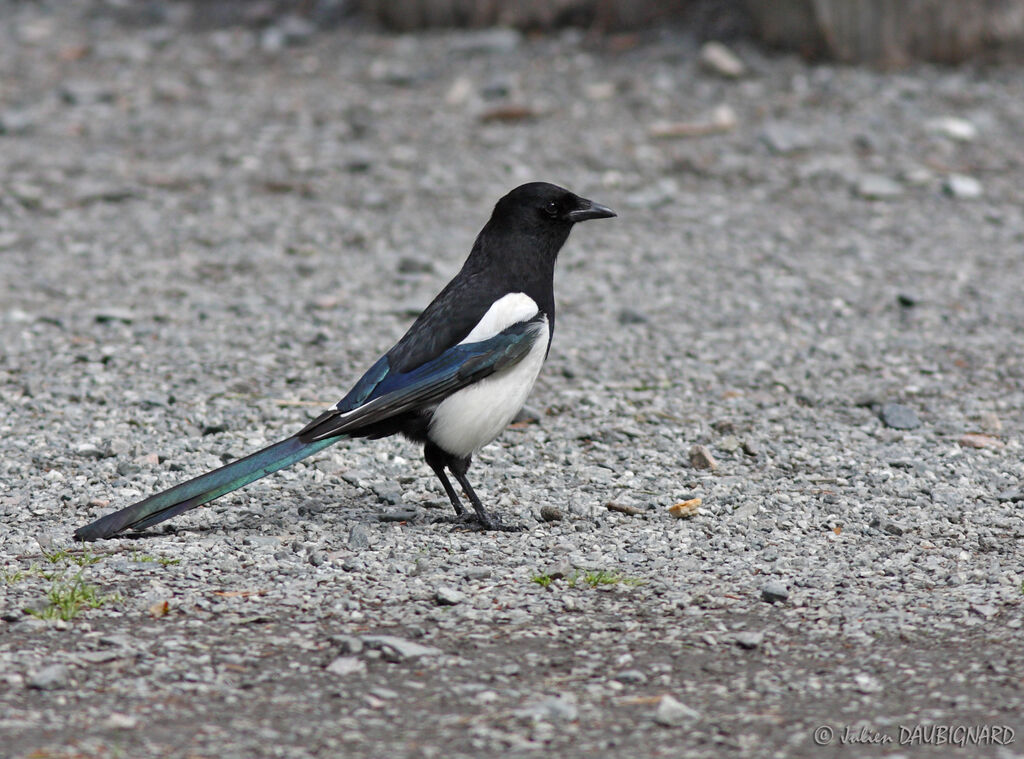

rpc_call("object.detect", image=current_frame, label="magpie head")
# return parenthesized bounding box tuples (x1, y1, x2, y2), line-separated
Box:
(493, 182, 616, 232)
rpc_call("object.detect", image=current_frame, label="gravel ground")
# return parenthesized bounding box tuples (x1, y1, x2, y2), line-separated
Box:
(2, 4, 1023, 758)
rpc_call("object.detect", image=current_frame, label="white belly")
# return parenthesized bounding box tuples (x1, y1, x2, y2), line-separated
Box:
(428, 294, 549, 458)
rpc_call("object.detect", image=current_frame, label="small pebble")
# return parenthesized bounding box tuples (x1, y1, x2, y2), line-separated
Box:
(927, 116, 977, 142)
(434, 586, 465, 606)
(856, 174, 903, 199)
(463, 566, 491, 580)
(654, 694, 699, 726)
(759, 123, 813, 154)
(606, 502, 644, 516)
(854, 673, 883, 694)
(348, 523, 371, 549)
(397, 256, 434, 274)
(360, 635, 443, 662)
(761, 581, 789, 604)
(869, 514, 905, 535)
(29, 664, 70, 691)
(897, 292, 919, 307)
(615, 669, 647, 684)
(332, 636, 364, 655)
(617, 308, 649, 325)
(698, 41, 746, 78)
(539, 505, 563, 522)
(378, 507, 417, 522)
(326, 656, 366, 677)
(958, 433, 1001, 449)
(878, 403, 920, 430)
(103, 713, 138, 730)
(734, 631, 764, 649)
(943, 174, 983, 199)
(742, 439, 761, 457)
(718, 435, 740, 453)
(539, 558, 573, 581)
(688, 445, 718, 470)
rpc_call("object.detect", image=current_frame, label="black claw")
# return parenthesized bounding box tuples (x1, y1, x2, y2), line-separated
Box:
(431, 511, 521, 532)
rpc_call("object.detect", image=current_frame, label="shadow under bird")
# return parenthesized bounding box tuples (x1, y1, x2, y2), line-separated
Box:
(74, 182, 615, 541)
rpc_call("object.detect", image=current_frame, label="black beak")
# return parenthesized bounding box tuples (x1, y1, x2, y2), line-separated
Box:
(566, 198, 617, 223)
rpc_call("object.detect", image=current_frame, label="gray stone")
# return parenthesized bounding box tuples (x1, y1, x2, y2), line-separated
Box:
(519, 695, 578, 723)
(971, 603, 998, 619)
(463, 566, 492, 580)
(539, 505, 563, 522)
(434, 586, 465, 606)
(654, 694, 699, 726)
(348, 523, 371, 549)
(397, 256, 435, 274)
(326, 656, 366, 677)
(615, 669, 647, 684)
(103, 713, 138, 730)
(360, 635, 443, 662)
(718, 435, 741, 453)
(870, 514, 906, 535)
(856, 174, 904, 199)
(242, 535, 280, 548)
(618, 308, 649, 325)
(76, 650, 123, 664)
(943, 174, 983, 199)
(734, 630, 764, 649)
(759, 123, 814, 154)
(688, 445, 718, 470)
(742, 439, 762, 457)
(897, 292, 919, 307)
(539, 558, 573, 580)
(73, 443, 106, 459)
(28, 664, 70, 690)
(93, 307, 135, 324)
(0, 109, 36, 135)
(878, 403, 920, 430)
(378, 507, 417, 521)
(854, 673, 883, 694)
(761, 581, 789, 603)
(698, 41, 746, 78)
(927, 116, 977, 141)
(449, 29, 522, 54)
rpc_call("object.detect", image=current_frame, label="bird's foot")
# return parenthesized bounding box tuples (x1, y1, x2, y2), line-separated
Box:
(433, 512, 523, 532)
(476, 514, 523, 532)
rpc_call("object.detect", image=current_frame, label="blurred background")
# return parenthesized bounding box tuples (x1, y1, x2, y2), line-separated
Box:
(101, 0, 1024, 64)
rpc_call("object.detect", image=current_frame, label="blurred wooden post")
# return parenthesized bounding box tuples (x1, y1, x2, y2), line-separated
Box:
(359, 0, 1024, 63)
(745, 0, 1024, 64)
(359, 0, 689, 31)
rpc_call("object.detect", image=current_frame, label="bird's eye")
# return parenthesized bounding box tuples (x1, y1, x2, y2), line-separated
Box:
(544, 201, 560, 218)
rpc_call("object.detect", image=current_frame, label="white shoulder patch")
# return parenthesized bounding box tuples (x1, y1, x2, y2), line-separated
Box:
(459, 292, 539, 344)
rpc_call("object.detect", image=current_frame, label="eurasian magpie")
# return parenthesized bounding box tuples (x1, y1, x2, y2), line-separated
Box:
(74, 182, 615, 541)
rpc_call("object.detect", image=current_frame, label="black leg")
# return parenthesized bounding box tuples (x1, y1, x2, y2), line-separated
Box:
(447, 456, 499, 530)
(423, 443, 514, 530)
(424, 442, 465, 516)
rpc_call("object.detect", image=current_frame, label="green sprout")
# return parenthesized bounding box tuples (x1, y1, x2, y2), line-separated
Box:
(26, 573, 116, 621)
